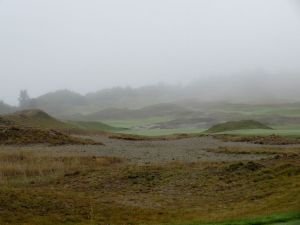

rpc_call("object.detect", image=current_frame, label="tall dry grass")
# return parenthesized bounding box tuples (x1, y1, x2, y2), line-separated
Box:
(0, 150, 122, 185)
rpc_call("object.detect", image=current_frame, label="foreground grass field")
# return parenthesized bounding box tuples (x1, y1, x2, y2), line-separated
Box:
(0, 144, 299, 225)
(1, 108, 300, 224)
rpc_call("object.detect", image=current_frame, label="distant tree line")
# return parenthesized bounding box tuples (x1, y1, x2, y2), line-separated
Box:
(18, 90, 37, 109)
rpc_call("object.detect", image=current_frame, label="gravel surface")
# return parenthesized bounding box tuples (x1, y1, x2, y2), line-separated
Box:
(0, 136, 276, 164)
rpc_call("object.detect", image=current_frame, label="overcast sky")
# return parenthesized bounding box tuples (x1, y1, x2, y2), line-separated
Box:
(1, 0, 300, 104)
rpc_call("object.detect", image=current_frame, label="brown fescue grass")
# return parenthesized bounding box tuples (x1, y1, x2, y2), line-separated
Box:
(0, 125, 103, 145)
(0, 148, 299, 225)
(0, 150, 121, 185)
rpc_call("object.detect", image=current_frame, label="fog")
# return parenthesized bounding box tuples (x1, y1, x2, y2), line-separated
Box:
(1, 0, 300, 105)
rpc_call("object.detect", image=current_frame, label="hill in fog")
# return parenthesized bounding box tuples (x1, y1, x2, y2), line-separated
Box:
(1, 72, 300, 118)
(0, 101, 16, 115)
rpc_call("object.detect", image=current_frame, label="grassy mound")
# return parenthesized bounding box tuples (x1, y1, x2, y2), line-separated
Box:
(0, 125, 102, 145)
(3, 109, 75, 130)
(206, 120, 272, 133)
(1, 109, 124, 135)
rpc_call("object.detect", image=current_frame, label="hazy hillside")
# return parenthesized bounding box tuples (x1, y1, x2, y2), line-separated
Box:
(16, 73, 299, 118)
(85, 85, 180, 109)
(33, 90, 89, 117)
(0, 101, 16, 115)
(80, 103, 192, 121)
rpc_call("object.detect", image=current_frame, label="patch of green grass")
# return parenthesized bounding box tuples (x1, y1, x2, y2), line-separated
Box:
(272, 125, 300, 130)
(251, 108, 300, 117)
(273, 219, 300, 225)
(69, 121, 127, 132)
(175, 212, 300, 225)
(219, 128, 300, 138)
(214, 106, 300, 117)
(104, 116, 174, 128)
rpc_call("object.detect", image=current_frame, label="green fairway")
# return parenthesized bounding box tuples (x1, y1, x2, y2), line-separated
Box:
(272, 220, 300, 225)
(105, 119, 300, 137)
(213, 105, 300, 117)
(89, 103, 300, 137)
(104, 116, 174, 128)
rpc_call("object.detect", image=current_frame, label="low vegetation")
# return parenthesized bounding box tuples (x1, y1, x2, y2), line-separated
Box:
(216, 134, 300, 145)
(0, 149, 299, 225)
(0, 125, 102, 145)
(0, 109, 126, 136)
(0, 150, 121, 185)
(2, 109, 75, 130)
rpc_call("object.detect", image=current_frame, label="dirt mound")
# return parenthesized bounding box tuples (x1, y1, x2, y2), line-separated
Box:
(0, 125, 102, 145)
(206, 120, 272, 133)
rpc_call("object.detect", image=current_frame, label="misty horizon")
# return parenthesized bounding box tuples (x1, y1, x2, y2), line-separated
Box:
(3, 70, 300, 108)
(1, 0, 300, 105)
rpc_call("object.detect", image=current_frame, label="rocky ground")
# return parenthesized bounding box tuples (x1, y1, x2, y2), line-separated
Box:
(0, 135, 281, 164)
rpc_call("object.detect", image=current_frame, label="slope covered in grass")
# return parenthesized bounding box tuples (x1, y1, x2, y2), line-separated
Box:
(0, 152, 299, 224)
(0, 101, 16, 115)
(0, 125, 102, 145)
(1, 109, 123, 134)
(3, 109, 76, 130)
(206, 120, 272, 133)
